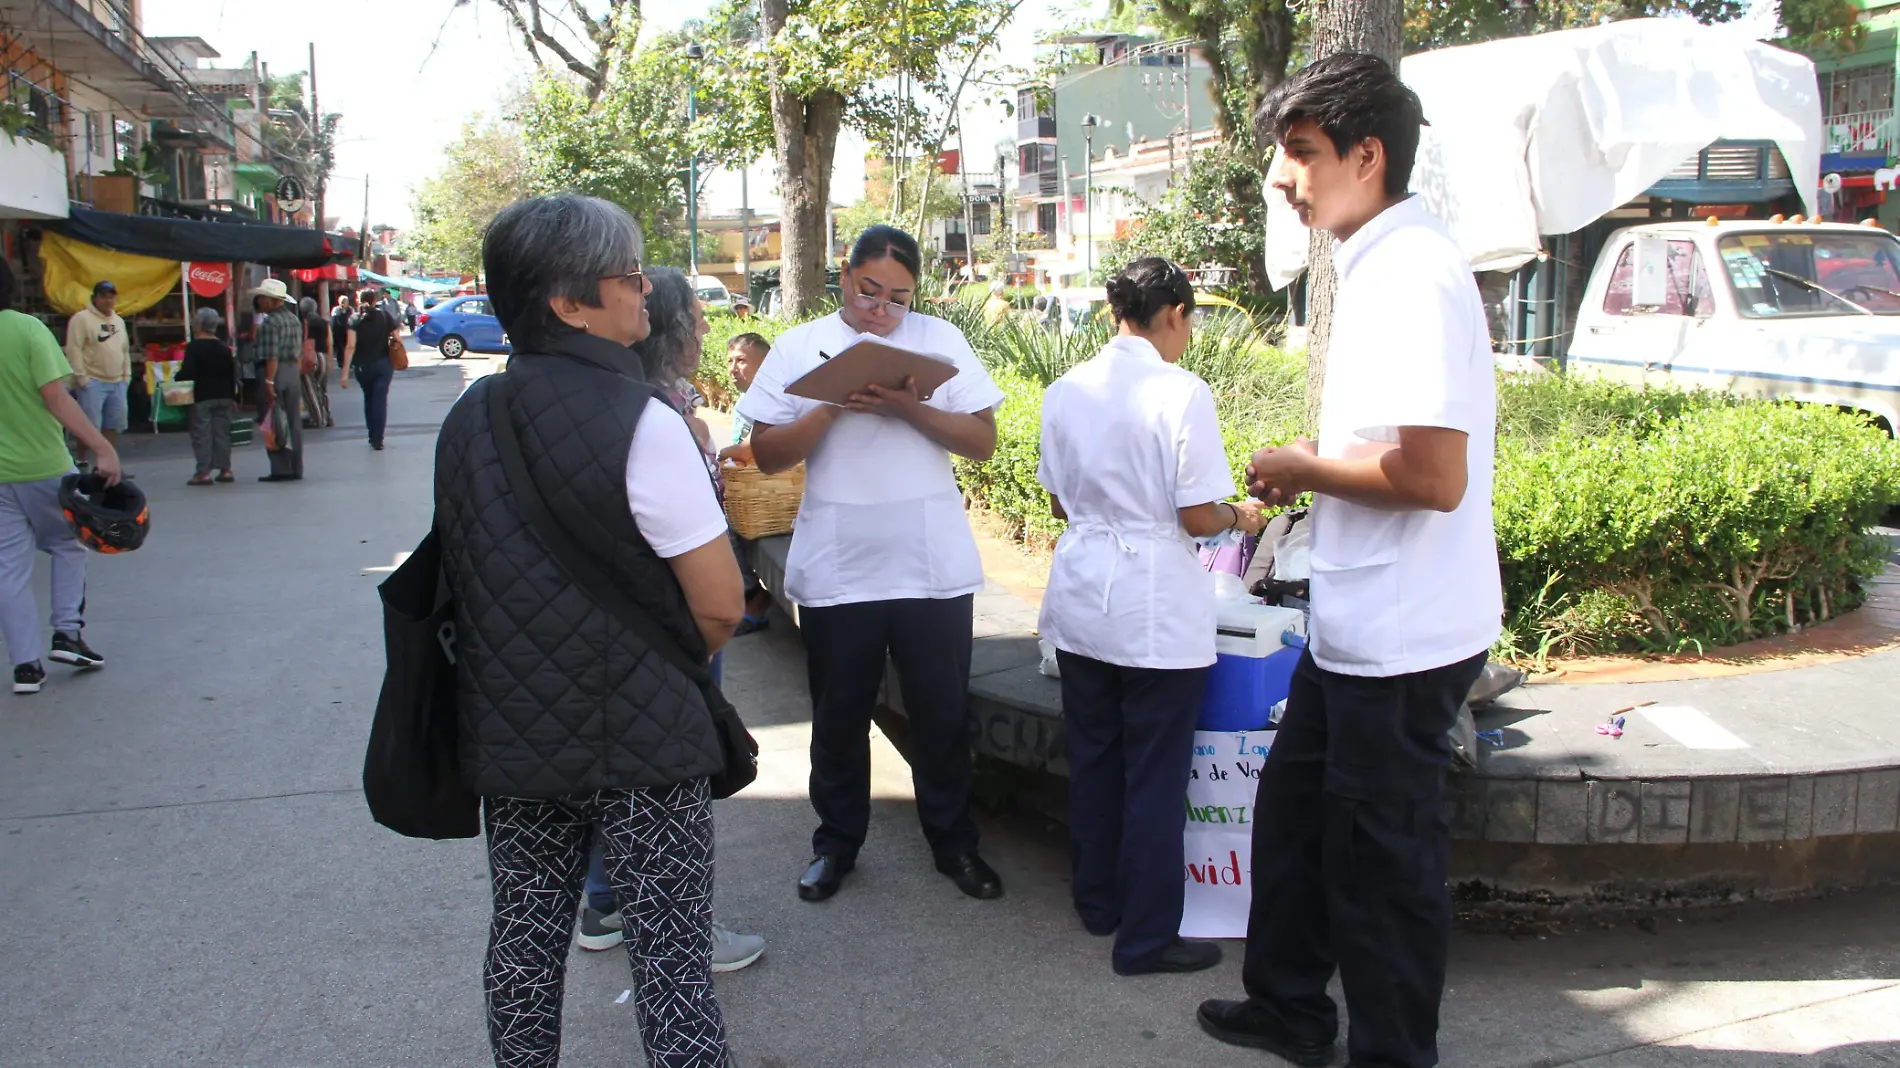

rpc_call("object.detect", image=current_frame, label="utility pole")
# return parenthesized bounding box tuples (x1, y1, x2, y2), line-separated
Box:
(360, 175, 370, 266)
(1081, 114, 1099, 282)
(308, 42, 322, 231)
(685, 43, 703, 277)
(957, 119, 976, 281)
(1182, 57, 1193, 181)
(739, 164, 751, 301)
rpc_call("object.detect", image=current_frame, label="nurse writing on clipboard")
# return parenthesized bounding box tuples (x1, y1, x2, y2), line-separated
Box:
(1037, 257, 1267, 975)
(738, 226, 1008, 904)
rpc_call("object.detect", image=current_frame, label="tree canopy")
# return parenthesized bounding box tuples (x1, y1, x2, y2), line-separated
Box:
(403, 117, 529, 274)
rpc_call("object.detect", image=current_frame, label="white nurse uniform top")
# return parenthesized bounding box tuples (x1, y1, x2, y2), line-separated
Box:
(734, 311, 1006, 609)
(1036, 334, 1235, 670)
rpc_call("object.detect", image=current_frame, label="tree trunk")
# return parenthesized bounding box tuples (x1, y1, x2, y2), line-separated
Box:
(762, 0, 845, 318)
(1300, 0, 1405, 431)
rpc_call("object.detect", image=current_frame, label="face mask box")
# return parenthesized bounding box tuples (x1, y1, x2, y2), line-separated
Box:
(1201, 603, 1305, 732)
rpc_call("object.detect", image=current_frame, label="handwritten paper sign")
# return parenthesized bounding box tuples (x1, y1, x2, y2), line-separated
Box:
(1180, 728, 1273, 939)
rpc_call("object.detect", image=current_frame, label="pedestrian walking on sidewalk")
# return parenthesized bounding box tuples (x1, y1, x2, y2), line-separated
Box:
(299, 297, 334, 430)
(1037, 257, 1267, 977)
(737, 225, 1008, 905)
(62, 280, 129, 468)
(568, 265, 766, 975)
(178, 308, 236, 485)
(437, 194, 742, 1068)
(1195, 55, 1502, 1068)
(0, 258, 118, 695)
(252, 279, 303, 483)
(340, 287, 396, 450)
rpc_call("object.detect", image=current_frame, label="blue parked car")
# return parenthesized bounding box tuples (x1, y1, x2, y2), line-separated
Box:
(415, 295, 511, 359)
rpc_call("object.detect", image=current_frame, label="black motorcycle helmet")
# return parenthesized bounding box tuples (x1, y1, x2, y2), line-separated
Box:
(59, 473, 150, 554)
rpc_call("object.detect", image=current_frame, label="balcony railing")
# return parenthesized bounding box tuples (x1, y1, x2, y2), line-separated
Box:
(1017, 115, 1056, 141)
(1824, 109, 1897, 160)
(1018, 171, 1058, 196)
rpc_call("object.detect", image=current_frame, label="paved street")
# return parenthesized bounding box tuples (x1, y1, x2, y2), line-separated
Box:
(3, 349, 1898, 1068)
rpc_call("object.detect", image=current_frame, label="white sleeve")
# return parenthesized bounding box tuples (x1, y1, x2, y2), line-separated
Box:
(934, 323, 1006, 414)
(1036, 384, 1063, 496)
(624, 397, 730, 558)
(734, 339, 816, 427)
(1350, 261, 1487, 440)
(1174, 381, 1237, 507)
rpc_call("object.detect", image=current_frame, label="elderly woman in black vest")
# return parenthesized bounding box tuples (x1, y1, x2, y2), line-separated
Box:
(435, 193, 744, 1068)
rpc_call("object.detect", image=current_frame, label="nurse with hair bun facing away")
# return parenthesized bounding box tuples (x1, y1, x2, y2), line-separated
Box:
(1036, 255, 1267, 976)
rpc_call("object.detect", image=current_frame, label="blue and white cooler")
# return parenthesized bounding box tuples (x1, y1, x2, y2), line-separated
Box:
(1198, 601, 1305, 732)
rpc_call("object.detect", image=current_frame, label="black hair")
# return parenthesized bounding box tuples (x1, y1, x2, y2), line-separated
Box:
(727, 331, 770, 356)
(1257, 53, 1426, 198)
(629, 267, 698, 385)
(847, 224, 922, 284)
(482, 193, 644, 351)
(0, 256, 14, 313)
(1105, 256, 1195, 330)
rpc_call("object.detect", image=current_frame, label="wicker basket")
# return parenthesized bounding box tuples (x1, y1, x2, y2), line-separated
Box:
(723, 463, 805, 540)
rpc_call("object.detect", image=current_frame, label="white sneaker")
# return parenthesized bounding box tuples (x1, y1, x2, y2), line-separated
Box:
(710, 922, 765, 973)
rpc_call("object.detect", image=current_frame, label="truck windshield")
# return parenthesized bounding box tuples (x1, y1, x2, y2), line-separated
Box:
(1717, 231, 1900, 317)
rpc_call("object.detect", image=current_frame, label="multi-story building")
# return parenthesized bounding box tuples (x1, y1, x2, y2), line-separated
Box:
(1807, 0, 1900, 230)
(0, 0, 350, 403)
(1010, 32, 1219, 281)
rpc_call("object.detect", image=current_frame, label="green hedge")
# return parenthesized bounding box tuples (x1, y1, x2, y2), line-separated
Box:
(705, 304, 1900, 661)
(1493, 389, 1900, 661)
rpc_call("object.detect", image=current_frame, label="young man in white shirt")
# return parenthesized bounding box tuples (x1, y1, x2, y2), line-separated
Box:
(1196, 54, 1501, 1068)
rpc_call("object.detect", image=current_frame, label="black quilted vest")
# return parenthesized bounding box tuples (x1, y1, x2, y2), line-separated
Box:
(433, 334, 723, 797)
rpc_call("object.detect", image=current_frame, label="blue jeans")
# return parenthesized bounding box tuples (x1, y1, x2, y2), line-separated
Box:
(587, 650, 724, 913)
(354, 361, 392, 446)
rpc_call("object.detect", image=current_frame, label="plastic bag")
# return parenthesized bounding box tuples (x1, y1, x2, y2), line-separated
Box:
(1271, 516, 1311, 582)
(1038, 639, 1061, 679)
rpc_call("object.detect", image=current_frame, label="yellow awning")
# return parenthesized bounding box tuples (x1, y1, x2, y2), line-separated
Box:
(38, 231, 178, 317)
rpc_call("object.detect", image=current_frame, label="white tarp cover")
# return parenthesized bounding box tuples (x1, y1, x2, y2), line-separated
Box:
(1264, 18, 1823, 287)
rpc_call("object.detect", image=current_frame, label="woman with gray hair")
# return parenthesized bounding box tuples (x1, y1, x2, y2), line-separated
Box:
(177, 306, 237, 485)
(434, 193, 743, 1068)
(298, 296, 333, 429)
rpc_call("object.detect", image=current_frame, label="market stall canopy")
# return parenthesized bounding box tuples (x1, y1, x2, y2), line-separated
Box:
(44, 207, 354, 270)
(359, 269, 462, 293)
(37, 230, 178, 316)
(1264, 18, 1824, 288)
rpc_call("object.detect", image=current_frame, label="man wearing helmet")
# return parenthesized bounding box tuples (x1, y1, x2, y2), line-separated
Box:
(0, 259, 119, 695)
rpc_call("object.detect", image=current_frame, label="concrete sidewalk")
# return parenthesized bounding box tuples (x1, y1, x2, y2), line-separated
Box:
(2, 349, 1897, 1067)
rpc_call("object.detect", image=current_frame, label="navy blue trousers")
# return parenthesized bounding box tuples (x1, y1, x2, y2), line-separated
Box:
(1240, 648, 1486, 1068)
(1055, 650, 1206, 971)
(802, 595, 978, 862)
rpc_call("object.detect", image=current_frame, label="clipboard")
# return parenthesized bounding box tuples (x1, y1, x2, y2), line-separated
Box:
(784, 336, 960, 405)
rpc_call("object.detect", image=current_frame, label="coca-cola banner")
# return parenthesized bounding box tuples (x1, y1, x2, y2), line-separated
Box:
(186, 262, 230, 298)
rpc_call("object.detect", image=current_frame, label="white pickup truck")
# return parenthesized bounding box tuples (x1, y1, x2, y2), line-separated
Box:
(1567, 220, 1900, 435)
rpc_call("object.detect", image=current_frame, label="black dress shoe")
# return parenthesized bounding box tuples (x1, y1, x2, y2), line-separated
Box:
(935, 852, 1004, 900)
(1115, 938, 1222, 976)
(258, 474, 294, 483)
(797, 854, 853, 902)
(1196, 999, 1336, 1066)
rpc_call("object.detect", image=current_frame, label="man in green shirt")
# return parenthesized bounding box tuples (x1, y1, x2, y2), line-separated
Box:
(0, 258, 121, 694)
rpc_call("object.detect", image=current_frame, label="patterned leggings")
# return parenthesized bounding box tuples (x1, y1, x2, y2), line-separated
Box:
(483, 782, 728, 1068)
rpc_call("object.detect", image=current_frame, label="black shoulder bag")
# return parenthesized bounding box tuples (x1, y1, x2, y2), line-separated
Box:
(362, 523, 482, 839)
(485, 378, 759, 799)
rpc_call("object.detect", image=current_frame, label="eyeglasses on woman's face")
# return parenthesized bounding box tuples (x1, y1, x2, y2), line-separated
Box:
(599, 259, 645, 289)
(850, 291, 910, 318)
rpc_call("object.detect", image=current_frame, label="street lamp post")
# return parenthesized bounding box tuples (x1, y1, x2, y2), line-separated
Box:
(686, 43, 704, 277)
(1080, 113, 1099, 283)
